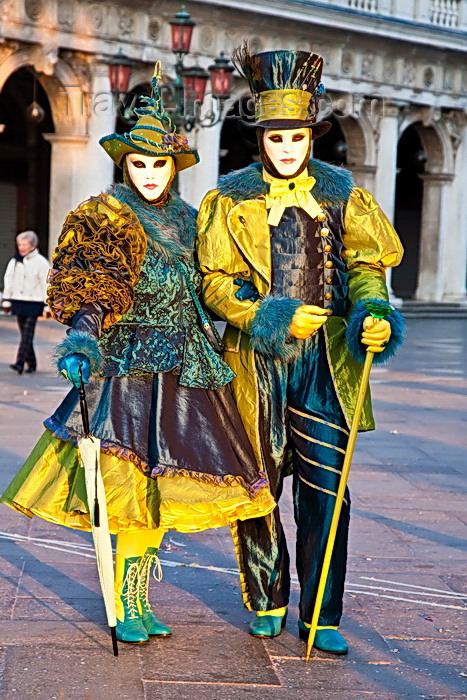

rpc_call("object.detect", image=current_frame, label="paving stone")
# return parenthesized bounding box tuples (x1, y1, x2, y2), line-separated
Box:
(11, 597, 106, 624)
(1, 645, 144, 699)
(139, 625, 281, 685)
(265, 609, 395, 664)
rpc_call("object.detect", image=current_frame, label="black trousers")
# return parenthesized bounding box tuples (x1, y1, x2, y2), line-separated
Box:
(16, 316, 38, 369)
(235, 332, 350, 626)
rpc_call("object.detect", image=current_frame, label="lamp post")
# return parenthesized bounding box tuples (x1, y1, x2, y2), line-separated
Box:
(108, 48, 137, 122)
(167, 6, 234, 131)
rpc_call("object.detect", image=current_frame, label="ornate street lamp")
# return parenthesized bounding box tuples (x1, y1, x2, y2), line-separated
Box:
(107, 48, 138, 122)
(209, 52, 234, 99)
(108, 49, 135, 95)
(166, 5, 234, 131)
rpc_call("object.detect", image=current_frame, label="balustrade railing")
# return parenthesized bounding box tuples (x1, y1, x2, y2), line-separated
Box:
(430, 0, 460, 27)
(347, 0, 379, 11)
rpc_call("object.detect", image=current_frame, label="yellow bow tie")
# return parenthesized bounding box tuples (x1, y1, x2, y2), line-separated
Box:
(263, 169, 323, 226)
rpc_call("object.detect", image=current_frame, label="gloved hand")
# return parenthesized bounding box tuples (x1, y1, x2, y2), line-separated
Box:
(234, 279, 261, 302)
(361, 316, 391, 353)
(58, 353, 91, 388)
(289, 305, 330, 340)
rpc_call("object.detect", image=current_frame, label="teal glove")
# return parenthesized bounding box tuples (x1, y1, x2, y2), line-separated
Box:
(58, 353, 91, 388)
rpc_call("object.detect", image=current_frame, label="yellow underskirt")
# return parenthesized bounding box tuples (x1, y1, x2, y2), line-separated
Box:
(2, 433, 276, 534)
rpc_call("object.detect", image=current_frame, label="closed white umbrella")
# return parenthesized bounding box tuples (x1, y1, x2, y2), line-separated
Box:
(78, 376, 118, 656)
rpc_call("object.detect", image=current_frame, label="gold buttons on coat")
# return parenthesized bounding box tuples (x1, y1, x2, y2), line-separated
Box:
(326, 277, 333, 284)
(323, 244, 332, 252)
(320, 227, 330, 236)
(317, 212, 326, 222)
(325, 261, 334, 269)
(324, 292, 332, 300)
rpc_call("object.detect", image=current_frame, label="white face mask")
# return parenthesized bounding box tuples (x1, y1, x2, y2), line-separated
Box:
(126, 154, 174, 200)
(263, 128, 311, 177)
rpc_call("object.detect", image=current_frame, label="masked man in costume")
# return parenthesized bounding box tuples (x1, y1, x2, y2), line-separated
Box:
(197, 47, 404, 654)
(1, 68, 276, 645)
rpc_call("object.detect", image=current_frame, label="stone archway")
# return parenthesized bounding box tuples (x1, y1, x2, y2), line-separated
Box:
(397, 111, 455, 302)
(0, 66, 54, 276)
(219, 90, 257, 175)
(0, 45, 91, 255)
(392, 124, 426, 300)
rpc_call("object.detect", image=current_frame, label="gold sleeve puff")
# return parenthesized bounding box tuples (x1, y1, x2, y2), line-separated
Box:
(47, 193, 147, 329)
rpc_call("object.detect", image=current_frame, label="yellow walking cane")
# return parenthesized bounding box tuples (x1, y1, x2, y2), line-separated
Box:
(305, 300, 395, 662)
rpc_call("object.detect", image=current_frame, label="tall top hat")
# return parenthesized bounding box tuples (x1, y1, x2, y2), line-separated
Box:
(232, 45, 331, 139)
(100, 62, 199, 172)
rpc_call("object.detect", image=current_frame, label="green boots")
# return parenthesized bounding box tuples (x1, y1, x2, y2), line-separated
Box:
(138, 548, 171, 637)
(298, 620, 349, 655)
(115, 548, 171, 643)
(115, 556, 148, 643)
(248, 607, 288, 638)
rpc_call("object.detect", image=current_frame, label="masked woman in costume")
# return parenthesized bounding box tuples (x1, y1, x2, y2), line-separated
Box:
(1, 66, 275, 644)
(197, 47, 404, 654)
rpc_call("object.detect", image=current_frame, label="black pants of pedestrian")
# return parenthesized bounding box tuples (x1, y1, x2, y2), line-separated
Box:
(235, 332, 350, 626)
(16, 315, 38, 370)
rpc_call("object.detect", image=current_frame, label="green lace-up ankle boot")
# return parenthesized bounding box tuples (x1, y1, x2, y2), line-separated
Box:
(138, 547, 171, 637)
(115, 555, 149, 643)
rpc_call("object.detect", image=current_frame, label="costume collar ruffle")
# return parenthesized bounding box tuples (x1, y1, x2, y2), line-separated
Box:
(108, 183, 197, 261)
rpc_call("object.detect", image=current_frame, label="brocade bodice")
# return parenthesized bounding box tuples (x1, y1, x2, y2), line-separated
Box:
(98, 248, 233, 389)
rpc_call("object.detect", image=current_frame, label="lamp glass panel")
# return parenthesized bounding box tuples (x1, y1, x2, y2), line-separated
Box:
(210, 69, 233, 98)
(170, 24, 194, 53)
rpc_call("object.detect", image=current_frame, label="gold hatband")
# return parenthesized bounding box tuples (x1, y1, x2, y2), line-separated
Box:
(255, 89, 312, 122)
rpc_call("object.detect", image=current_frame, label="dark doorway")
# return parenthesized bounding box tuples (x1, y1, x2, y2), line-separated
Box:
(0, 67, 53, 278)
(392, 125, 425, 299)
(312, 115, 347, 166)
(219, 96, 259, 175)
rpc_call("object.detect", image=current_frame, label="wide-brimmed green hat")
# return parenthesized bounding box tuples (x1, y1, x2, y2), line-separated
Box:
(100, 114, 199, 172)
(99, 62, 199, 172)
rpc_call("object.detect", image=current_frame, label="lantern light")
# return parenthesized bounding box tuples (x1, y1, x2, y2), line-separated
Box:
(182, 65, 210, 103)
(108, 48, 135, 94)
(169, 6, 196, 55)
(208, 52, 234, 99)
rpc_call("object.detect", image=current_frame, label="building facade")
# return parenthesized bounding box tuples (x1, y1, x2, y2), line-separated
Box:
(1, 0, 466, 303)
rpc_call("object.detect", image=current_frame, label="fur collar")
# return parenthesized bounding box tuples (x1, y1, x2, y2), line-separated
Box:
(218, 159, 354, 206)
(108, 183, 197, 261)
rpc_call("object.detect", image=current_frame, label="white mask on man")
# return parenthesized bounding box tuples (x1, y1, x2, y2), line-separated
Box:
(263, 128, 311, 178)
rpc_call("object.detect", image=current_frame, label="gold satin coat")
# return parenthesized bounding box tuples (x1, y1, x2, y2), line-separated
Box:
(197, 186, 403, 469)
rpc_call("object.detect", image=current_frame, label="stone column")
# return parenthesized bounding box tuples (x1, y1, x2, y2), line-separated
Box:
(178, 118, 222, 209)
(349, 165, 376, 191)
(42, 134, 89, 256)
(373, 101, 402, 303)
(82, 59, 115, 199)
(415, 173, 454, 302)
(440, 120, 467, 303)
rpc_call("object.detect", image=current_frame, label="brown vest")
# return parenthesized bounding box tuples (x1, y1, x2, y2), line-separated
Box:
(269, 205, 349, 317)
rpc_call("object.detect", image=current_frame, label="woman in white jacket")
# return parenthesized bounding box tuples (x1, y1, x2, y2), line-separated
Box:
(2, 230, 50, 374)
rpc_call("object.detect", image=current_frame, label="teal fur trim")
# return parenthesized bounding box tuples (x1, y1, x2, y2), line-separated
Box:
(53, 330, 101, 375)
(108, 184, 197, 260)
(218, 159, 354, 206)
(250, 295, 302, 362)
(346, 298, 405, 365)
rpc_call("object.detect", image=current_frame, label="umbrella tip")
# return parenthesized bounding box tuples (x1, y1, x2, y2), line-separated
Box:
(111, 627, 119, 656)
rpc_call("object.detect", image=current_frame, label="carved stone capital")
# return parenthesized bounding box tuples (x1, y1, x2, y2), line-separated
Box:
(30, 43, 59, 77)
(61, 50, 92, 92)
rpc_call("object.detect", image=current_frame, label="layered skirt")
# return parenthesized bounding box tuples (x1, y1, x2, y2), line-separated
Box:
(1, 372, 275, 533)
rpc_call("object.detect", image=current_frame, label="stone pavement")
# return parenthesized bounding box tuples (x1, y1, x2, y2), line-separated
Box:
(0, 314, 466, 700)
